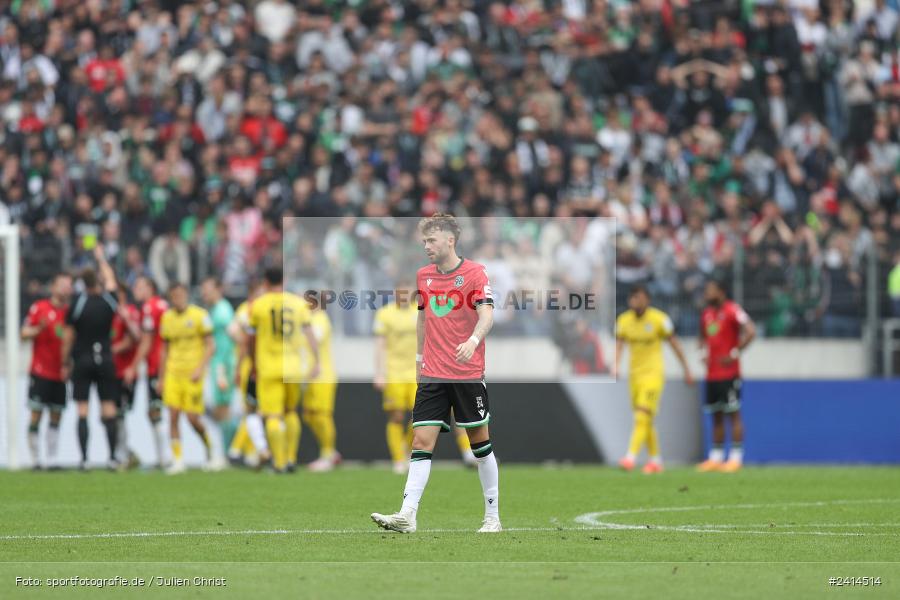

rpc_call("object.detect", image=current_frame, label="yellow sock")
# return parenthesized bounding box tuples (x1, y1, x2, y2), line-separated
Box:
(171, 439, 183, 461)
(306, 412, 336, 458)
(230, 420, 249, 455)
(265, 417, 287, 470)
(646, 420, 660, 459)
(627, 412, 650, 457)
(285, 412, 301, 466)
(386, 422, 407, 463)
(455, 430, 471, 453)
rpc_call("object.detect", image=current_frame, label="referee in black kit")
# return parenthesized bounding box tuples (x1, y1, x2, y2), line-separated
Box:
(61, 246, 122, 470)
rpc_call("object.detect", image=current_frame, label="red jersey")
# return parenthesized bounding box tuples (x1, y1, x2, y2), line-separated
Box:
(701, 300, 750, 381)
(141, 296, 169, 376)
(417, 259, 493, 380)
(25, 299, 68, 381)
(112, 303, 141, 378)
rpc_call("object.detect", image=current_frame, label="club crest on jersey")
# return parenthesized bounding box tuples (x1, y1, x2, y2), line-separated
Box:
(454, 275, 464, 287)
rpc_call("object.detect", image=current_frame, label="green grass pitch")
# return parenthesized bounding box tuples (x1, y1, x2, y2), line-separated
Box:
(0, 465, 897, 599)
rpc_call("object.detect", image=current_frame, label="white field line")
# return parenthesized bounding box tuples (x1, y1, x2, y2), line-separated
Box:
(574, 498, 900, 537)
(2, 499, 899, 542)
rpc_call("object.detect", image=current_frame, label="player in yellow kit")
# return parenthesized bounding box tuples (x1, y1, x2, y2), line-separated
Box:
(247, 267, 319, 473)
(158, 283, 216, 475)
(614, 285, 693, 474)
(303, 301, 340, 472)
(373, 281, 476, 474)
(373, 282, 420, 474)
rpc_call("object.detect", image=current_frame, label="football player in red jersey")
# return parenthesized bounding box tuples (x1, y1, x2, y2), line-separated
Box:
(372, 213, 500, 533)
(124, 276, 170, 467)
(21, 273, 73, 469)
(111, 282, 142, 468)
(697, 279, 756, 473)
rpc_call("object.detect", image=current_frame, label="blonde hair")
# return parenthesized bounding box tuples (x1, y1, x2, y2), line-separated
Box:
(419, 213, 461, 244)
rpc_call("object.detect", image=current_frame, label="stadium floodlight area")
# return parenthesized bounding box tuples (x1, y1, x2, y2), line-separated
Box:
(0, 224, 20, 470)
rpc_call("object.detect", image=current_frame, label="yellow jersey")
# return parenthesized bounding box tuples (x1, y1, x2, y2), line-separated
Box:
(248, 291, 311, 381)
(373, 302, 418, 383)
(303, 309, 335, 383)
(616, 307, 673, 382)
(159, 305, 213, 379)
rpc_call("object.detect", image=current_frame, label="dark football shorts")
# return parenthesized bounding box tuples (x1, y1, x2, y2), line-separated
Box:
(412, 377, 491, 431)
(72, 357, 118, 402)
(705, 378, 742, 414)
(28, 375, 67, 411)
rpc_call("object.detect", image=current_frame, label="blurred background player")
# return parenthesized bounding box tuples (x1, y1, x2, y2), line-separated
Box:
(158, 283, 217, 475)
(62, 247, 120, 470)
(111, 282, 141, 469)
(248, 267, 320, 473)
(698, 279, 756, 473)
(201, 277, 237, 458)
(614, 285, 693, 474)
(303, 299, 340, 472)
(125, 276, 169, 468)
(21, 273, 73, 470)
(373, 280, 419, 474)
(227, 282, 270, 467)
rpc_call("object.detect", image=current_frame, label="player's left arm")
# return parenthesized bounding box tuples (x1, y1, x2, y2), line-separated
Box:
(668, 336, 694, 385)
(193, 314, 216, 382)
(455, 303, 493, 363)
(193, 334, 215, 382)
(302, 323, 321, 380)
(736, 309, 756, 353)
(61, 324, 75, 380)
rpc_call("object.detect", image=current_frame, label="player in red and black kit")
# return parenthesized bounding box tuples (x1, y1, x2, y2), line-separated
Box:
(372, 213, 500, 533)
(125, 276, 169, 467)
(111, 282, 141, 468)
(698, 279, 756, 473)
(21, 273, 73, 469)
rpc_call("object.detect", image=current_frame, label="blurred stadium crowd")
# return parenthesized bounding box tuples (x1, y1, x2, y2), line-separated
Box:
(0, 0, 899, 338)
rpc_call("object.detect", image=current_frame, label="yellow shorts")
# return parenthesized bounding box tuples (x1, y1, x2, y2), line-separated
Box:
(163, 376, 204, 415)
(257, 378, 301, 416)
(382, 382, 417, 412)
(630, 378, 663, 416)
(303, 381, 337, 413)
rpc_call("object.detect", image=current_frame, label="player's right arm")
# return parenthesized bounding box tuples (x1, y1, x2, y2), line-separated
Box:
(20, 303, 46, 341)
(94, 246, 118, 293)
(416, 306, 425, 383)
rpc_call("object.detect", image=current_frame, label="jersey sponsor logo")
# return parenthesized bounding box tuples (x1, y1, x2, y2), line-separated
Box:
(706, 321, 720, 336)
(645, 323, 653, 332)
(429, 294, 456, 317)
(454, 275, 464, 287)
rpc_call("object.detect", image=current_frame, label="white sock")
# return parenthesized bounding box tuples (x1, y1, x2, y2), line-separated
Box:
(709, 447, 725, 462)
(729, 446, 744, 464)
(649, 455, 662, 465)
(46, 427, 60, 463)
(624, 452, 636, 461)
(401, 451, 432, 513)
(476, 452, 500, 519)
(116, 418, 127, 462)
(246, 414, 269, 453)
(153, 420, 168, 465)
(28, 430, 39, 465)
